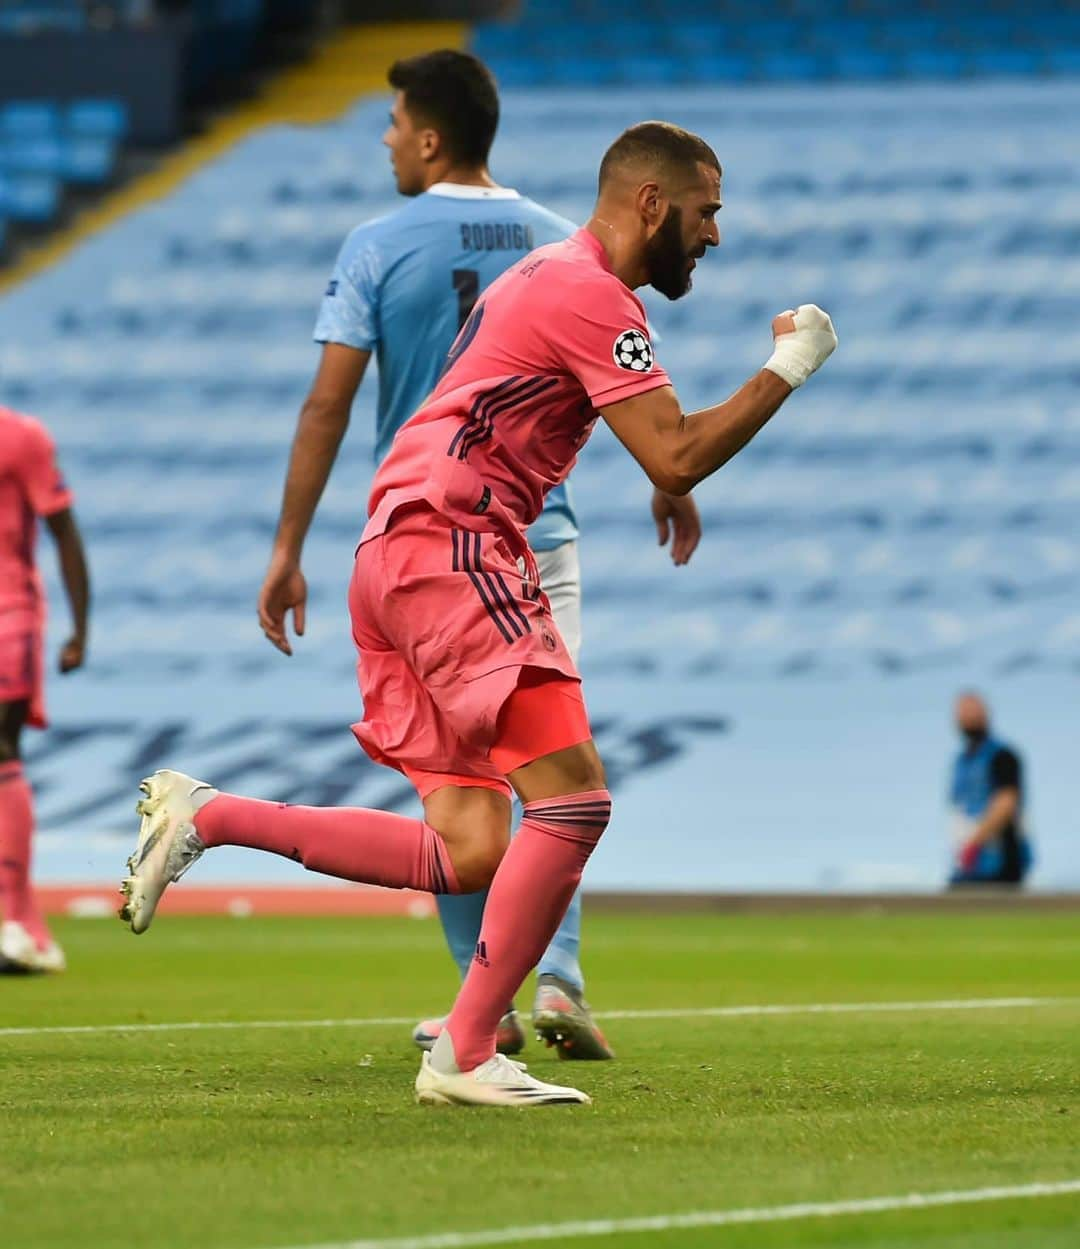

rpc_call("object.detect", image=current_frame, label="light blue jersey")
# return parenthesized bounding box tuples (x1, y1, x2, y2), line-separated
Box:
(314, 183, 579, 552)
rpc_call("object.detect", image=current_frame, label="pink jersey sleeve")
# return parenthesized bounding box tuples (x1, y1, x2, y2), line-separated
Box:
(21, 419, 73, 517)
(545, 274, 671, 409)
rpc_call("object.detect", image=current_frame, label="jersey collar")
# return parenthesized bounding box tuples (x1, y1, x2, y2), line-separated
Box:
(426, 182, 521, 200)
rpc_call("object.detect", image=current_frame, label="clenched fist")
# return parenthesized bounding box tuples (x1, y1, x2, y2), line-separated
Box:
(763, 304, 838, 390)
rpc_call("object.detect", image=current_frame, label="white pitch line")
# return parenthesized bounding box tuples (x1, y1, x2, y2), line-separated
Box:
(275, 1180, 1080, 1249)
(2, 995, 1075, 1039)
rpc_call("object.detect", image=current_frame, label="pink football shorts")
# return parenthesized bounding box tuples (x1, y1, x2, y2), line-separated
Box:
(348, 505, 588, 798)
(0, 607, 46, 727)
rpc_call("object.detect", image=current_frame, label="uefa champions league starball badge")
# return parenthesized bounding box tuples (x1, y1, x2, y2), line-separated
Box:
(612, 329, 653, 372)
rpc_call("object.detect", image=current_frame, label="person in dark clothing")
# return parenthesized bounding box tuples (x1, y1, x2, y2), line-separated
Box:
(948, 691, 1033, 888)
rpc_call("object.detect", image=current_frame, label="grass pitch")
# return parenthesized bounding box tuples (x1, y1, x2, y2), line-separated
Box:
(2, 909, 1078, 1249)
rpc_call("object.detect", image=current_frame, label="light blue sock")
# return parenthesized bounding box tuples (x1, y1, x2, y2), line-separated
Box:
(537, 886, 584, 991)
(435, 890, 488, 980)
(435, 885, 585, 993)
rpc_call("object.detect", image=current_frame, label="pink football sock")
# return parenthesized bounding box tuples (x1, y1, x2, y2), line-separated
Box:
(193, 793, 461, 894)
(438, 789, 612, 1073)
(0, 761, 52, 950)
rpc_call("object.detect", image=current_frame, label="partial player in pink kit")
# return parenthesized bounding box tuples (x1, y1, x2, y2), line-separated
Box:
(120, 122, 838, 1106)
(0, 406, 90, 973)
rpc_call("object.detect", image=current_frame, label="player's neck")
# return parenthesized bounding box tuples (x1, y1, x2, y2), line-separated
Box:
(421, 163, 498, 191)
(584, 216, 648, 290)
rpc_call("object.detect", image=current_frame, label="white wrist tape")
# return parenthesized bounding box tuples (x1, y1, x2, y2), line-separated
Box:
(763, 303, 838, 389)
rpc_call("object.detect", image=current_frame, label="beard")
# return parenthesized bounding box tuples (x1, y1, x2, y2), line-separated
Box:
(645, 205, 695, 300)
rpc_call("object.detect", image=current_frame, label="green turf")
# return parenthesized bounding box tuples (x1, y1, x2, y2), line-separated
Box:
(2, 911, 1078, 1249)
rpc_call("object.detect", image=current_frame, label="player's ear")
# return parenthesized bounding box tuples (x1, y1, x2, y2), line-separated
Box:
(418, 126, 441, 164)
(637, 180, 666, 232)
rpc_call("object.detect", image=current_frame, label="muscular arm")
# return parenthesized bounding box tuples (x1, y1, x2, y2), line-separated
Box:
(258, 343, 369, 654)
(603, 371, 791, 497)
(43, 507, 90, 672)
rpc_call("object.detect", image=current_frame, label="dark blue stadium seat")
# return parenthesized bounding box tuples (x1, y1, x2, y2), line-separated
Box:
(758, 51, 828, 82)
(875, 16, 943, 51)
(683, 52, 754, 85)
(1045, 46, 1080, 74)
(470, 23, 521, 60)
(541, 53, 619, 87)
(970, 48, 1044, 78)
(1, 101, 60, 138)
(488, 58, 546, 88)
(901, 48, 968, 79)
(828, 48, 899, 80)
(618, 54, 686, 85)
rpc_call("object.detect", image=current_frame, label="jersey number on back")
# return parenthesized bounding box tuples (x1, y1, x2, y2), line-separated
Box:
(452, 269, 480, 330)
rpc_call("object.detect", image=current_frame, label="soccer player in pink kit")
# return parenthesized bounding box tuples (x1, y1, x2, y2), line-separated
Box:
(120, 122, 837, 1106)
(0, 406, 90, 974)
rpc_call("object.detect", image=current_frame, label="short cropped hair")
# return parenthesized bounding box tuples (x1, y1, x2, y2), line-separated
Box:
(388, 50, 499, 168)
(598, 121, 721, 191)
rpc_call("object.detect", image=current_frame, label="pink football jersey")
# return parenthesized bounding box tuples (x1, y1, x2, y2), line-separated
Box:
(363, 228, 670, 552)
(0, 408, 74, 613)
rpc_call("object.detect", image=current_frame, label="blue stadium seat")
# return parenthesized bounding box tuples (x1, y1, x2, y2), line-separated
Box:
(0, 173, 61, 223)
(970, 48, 1044, 78)
(62, 136, 118, 185)
(611, 55, 684, 86)
(668, 21, 738, 56)
(875, 16, 942, 51)
(0, 101, 60, 138)
(66, 99, 129, 141)
(901, 48, 968, 80)
(0, 138, 65, 177)
(828, 49, 899, 80)
(488, 58, 546, 88)
(1045, 47, 1080, 75)
(682, 52, 754, 84)
(470, 23, 522, 60)
(541, 53, 619, 87)
(757, 51, 828, 82)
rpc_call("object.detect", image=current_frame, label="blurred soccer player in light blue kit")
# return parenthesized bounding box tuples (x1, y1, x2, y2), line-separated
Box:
(259, 50, 701, 1060)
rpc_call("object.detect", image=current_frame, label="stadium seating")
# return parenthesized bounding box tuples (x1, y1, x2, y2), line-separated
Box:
(0, 97, 127, 254)
(2, 72, 1077, 889)
(473, 1, 1080, 85)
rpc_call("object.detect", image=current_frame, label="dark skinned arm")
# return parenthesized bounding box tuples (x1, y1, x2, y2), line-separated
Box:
(43, 507, 90, 672)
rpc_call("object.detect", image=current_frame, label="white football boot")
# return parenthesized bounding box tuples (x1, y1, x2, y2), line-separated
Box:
(119, 769, 217, 934)
(416, 1032, 590, 1107)
(0, 920, 65, 974)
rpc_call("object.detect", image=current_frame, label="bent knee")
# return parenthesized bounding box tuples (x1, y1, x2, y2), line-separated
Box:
(424, 786, 511, 893)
